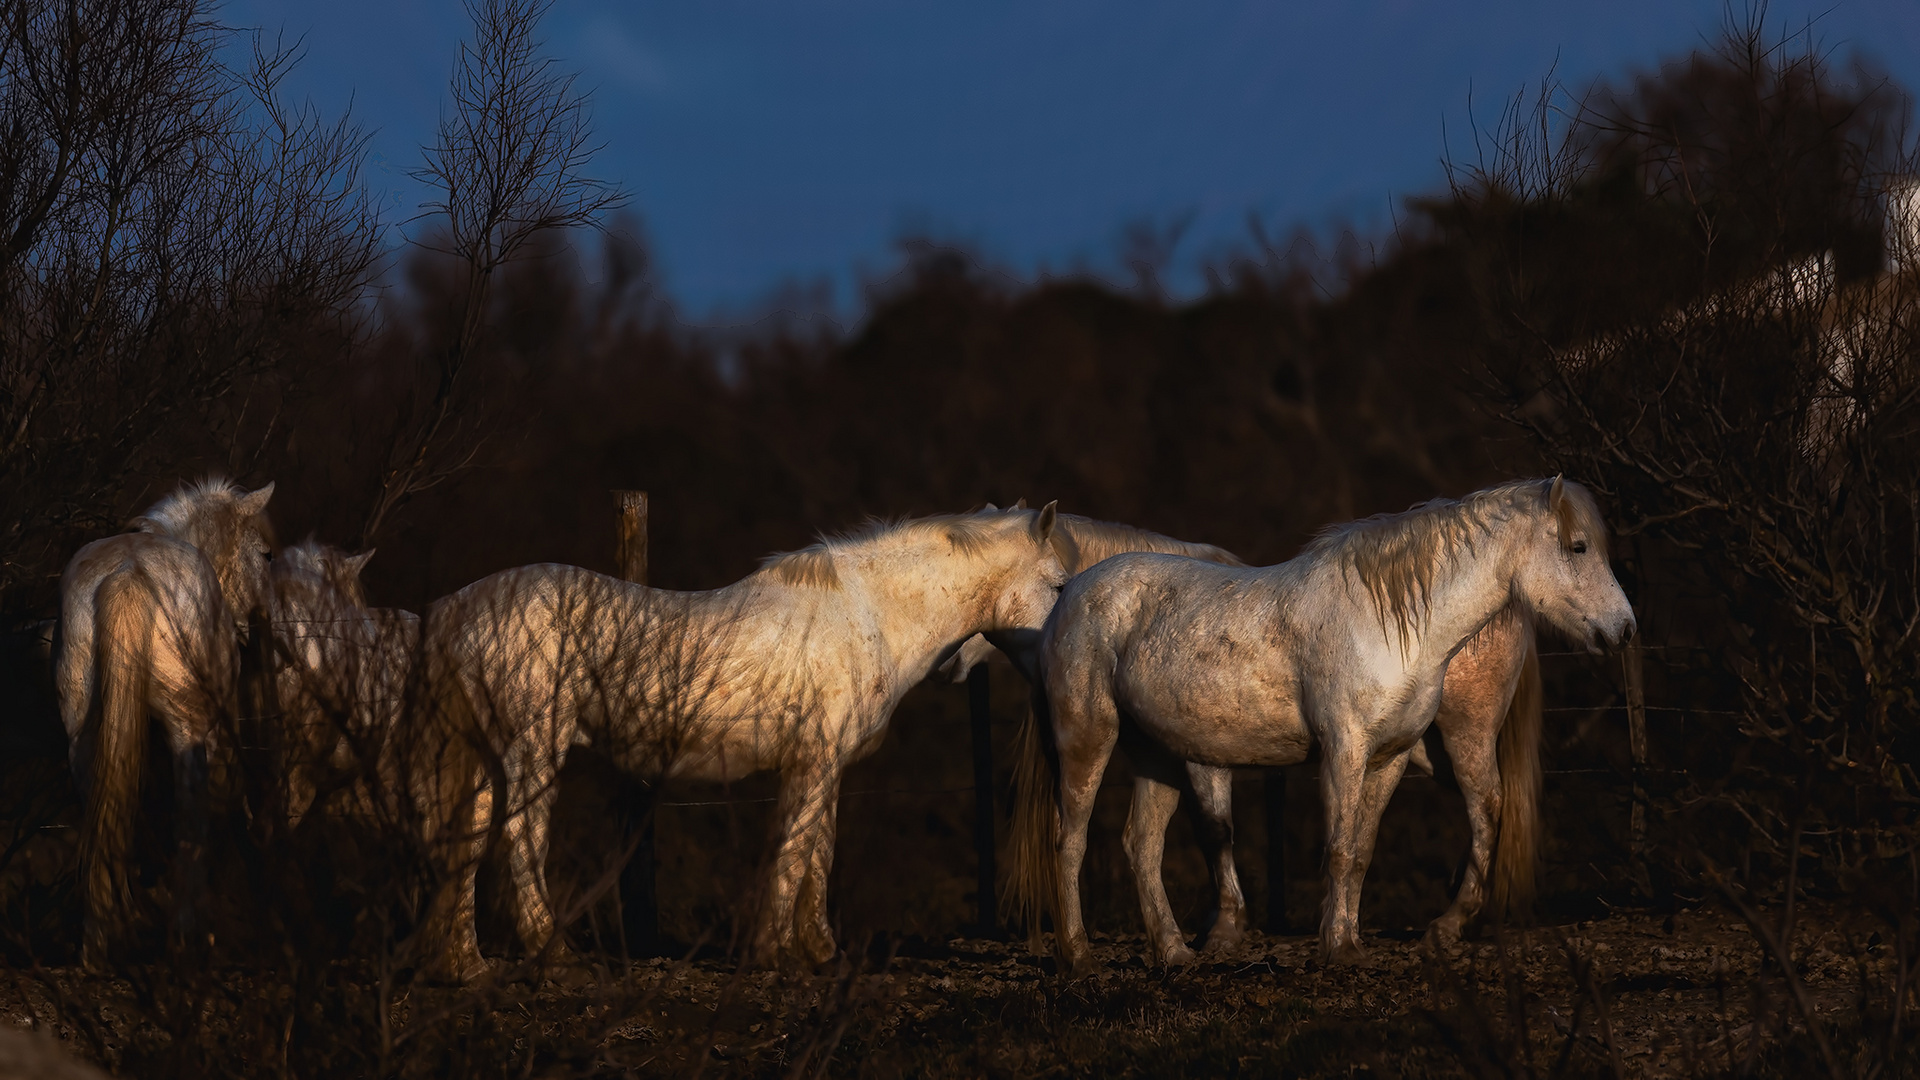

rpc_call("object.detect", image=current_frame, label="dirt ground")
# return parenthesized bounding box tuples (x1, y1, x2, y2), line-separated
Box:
(5, 900, 1895, 1078)
(582, 902, 1894, 1077)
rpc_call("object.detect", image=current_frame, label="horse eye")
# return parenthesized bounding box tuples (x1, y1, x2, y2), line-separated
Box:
(1571, 540, 1588, 555)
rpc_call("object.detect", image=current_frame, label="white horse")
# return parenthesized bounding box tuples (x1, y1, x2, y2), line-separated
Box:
(966, 513, 1545, 955)
(420, 503, 1069, 979)
(54, 477, 276, 966)
(1006, 478, 1634, 972)
(268, 541, 419, 827)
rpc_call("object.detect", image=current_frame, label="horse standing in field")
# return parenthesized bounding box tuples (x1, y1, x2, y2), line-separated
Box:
(54, 478, 276, 966)
(420, 504, 1070, 980)
(268, 541, 420, 827)
(960, 512, 1545, 957)
(1005, 478, 1633, 972)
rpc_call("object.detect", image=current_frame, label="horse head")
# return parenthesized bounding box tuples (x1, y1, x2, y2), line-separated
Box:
(278, 540, 372, 608)
(135, 477, 277, 623)
(988, 500, 1069, 635)
(1512, 477, 1637, 654)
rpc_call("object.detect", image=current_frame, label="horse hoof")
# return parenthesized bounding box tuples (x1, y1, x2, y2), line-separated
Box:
(1324, 940, 1368, 966)
(1426, 918, 1464, 948)
(799, 933, 837, 968)
(426, 952, 490, 985)
(542, 959, 597, 989)
(1201, 925, 1247, 956)
(1160, 943, 1198, 967)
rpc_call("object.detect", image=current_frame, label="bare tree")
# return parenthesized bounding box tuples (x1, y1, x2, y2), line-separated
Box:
(0, 0, 381, 609)
(358, 0, 622, 545)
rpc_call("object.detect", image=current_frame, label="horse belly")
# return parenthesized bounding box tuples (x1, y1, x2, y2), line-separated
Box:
(1117, 661, 1309, 768)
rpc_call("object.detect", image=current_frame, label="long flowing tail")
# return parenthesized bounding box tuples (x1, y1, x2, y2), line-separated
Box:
(80, 572, 155, 966)
(1489, 629, 1543, 919)
(999, 684, 1060, 952)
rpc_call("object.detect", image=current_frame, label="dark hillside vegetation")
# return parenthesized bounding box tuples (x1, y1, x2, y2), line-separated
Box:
(0, 1, 1916, 1075)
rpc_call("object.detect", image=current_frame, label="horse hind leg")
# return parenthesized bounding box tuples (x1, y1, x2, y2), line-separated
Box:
(1429, 714, 1499, 946)
(419, 759, 490, 983)
(503, 765, 577, 969)
(1185, 762, 1248, 955)
(1122, 773, 1193, 966)
(170, 740, 212, 952)
(1049, 683, 1120, 977)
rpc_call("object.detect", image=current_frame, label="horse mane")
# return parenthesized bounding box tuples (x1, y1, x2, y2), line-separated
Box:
(1302, 478, 1606, 649)
(1056, 513, 1244, 574)
(758, 509, 1025, 590)
(131, 475, 276, 550)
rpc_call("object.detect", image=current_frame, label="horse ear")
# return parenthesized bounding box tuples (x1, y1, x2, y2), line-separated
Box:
(237, 481, 275, 516)
(344, 549, 375, 579)
(1547, 475, 1579, 546)
(983, 502, 999, 511)
(1032, 500, 1058, 543)
(1013, 497, 1029, 510)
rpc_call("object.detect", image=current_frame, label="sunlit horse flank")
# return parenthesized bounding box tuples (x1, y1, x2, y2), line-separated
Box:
(420, 503, 1070, 980)
(1006, 478, 1634, 973)
(53, 477, 276, 967)
(269, 541, 420, 827)
(969, 513, 1546, 957)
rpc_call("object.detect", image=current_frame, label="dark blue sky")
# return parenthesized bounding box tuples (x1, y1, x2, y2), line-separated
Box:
(223, 1, 1918, 323)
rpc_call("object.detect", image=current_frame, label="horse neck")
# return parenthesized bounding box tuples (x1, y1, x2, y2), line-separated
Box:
(1397, 517, 1526, 670)
(839, 536, 1016, 683)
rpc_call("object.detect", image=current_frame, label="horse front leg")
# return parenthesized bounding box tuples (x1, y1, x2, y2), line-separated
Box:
(1122, 773, 1192, 966)
(754, 766, 833, 968)
(1331, 749, 1414, 963)
(1185, 762, 1248, 955)
(794, 770, 844, 967)
(1318, 741, 1370, 964)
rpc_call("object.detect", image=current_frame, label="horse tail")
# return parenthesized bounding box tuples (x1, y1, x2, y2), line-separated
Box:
(1000, 683, 1060, 952)
(80, 571, 155, 964)
(1490, 628, 1543, 920)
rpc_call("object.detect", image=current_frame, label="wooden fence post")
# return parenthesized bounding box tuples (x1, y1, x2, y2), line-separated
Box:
(1263, 768, 1288, 933)
(967, 663, 998, 936)
(613, 490, 658, 955)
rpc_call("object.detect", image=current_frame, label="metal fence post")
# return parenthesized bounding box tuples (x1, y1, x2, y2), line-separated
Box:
(967, 663, 998, 936)
(613, 490, 658, 955)
(1263, 768, 1288, 933)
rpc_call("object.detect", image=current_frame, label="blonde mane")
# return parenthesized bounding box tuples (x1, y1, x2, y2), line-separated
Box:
(1056, 514, 1244, 574)
(133, 476, 269, 545)
(758, 510, 1018, 590)
(1302, 478, 1606, 648)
